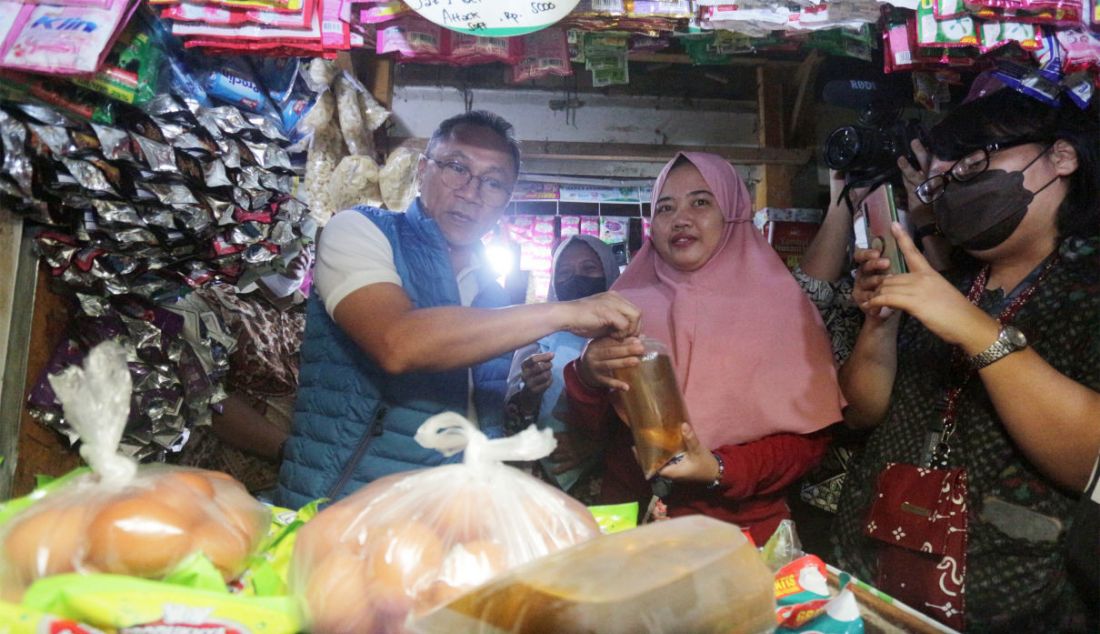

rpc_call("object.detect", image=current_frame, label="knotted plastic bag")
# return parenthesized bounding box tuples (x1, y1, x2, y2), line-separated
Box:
(290, 412, 601, 634)
(0, 342, 270, 601)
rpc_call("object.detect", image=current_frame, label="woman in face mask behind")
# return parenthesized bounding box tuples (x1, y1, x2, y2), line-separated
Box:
(834, 88, 1099, 632)
(504, 235, 621, 497)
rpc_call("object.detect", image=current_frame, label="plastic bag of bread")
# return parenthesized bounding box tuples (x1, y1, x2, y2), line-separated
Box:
(0, 342, 270, 602)
(290, 413, 601, 634)
(411, 516, 777, 634)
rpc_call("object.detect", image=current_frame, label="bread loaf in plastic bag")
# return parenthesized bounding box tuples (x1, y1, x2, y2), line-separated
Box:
(290, 413, 601, 634)
(0, 342, 270, 601)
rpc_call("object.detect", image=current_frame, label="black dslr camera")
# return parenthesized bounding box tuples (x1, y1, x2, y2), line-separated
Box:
(821, 80, 925, 184)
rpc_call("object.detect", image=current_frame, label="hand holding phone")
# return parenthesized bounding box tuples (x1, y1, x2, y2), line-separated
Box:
(859, 183, 908, 275)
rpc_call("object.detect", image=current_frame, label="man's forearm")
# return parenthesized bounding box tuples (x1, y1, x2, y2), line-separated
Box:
(344, 302, 569, 374)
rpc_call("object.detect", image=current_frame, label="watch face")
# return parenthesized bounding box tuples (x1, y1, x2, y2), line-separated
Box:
(1005, 327, 1028, 348)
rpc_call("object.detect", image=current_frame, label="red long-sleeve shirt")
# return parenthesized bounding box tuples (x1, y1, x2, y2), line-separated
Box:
(563, 361, 833, 545)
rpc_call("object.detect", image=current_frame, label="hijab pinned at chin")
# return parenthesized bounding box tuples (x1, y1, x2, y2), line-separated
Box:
(612, 152, 845, 449)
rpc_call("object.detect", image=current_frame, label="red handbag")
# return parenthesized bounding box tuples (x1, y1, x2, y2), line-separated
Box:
(864, 462, 969, 630)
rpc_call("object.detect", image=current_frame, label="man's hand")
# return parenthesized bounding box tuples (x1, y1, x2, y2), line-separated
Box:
(560, 291, 641, 340)
(578, 336, 646, 392)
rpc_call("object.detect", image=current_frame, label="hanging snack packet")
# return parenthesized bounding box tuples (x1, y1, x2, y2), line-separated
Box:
(291, 413, 601, 634)
(450, 34, 522, 66)
(978, 20, 1042, 53)
(511, 28, 571, 83)
(0, 342, 271, 602)
(1055, 29, 1100, 74)
(1, 0, 139, 75)
(333, 71, 371, 155)
(916, 0, 977, 48)
(328, 154, 382, 210)
(376, 15, 449, 62)
(379, 146, 418, 211)
(70, 26, 163, 105)
(200, 58, 270, 113)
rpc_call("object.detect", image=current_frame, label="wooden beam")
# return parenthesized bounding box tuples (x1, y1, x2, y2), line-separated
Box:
(754, 66, 797, 209)
(756, 65, 786, 149)
(788, 50, 824, 146)
(391, 137, 811, 166)
(361, 55, 395, 110)
(12, 259, 80, 497)
(627, 52, 801, 69)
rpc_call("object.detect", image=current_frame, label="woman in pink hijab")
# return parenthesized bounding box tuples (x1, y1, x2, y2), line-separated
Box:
(563, 152, 845, 543)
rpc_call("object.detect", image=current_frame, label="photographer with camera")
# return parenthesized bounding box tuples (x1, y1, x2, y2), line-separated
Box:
(833, 86, 1100, 631)
(798, 81, 953, 366)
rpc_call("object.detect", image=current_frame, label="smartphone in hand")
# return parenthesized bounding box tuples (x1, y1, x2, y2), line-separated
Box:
(859, 183, 908, 275)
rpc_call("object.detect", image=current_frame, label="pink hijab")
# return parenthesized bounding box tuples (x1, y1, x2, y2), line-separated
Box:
(612, 152, 844, 448)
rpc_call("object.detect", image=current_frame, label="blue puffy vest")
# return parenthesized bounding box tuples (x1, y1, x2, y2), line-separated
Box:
(275, 200, 512, 509)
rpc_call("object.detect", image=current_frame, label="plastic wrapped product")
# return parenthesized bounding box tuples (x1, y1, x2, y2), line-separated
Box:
(303, 57, 337, 92)
(333, 71, 372, 156)
(511, 28, 572, 83)
(0, 342, 270, 602)
(300, 88, 334, 135)
(611, 337, 688, 480)
(291, 413, 601, 634)
(411, 515, 776, 634)
(0, 0, 141, 75)
(357, 88, 390, 132)
(303, 123, 344, 224)
(329, 154, 382, 211)
(379, 146, 418, 212)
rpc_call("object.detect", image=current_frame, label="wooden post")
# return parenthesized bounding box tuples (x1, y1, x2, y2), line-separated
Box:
(11, 261, 80, 497)
(755, 65, 795, 209)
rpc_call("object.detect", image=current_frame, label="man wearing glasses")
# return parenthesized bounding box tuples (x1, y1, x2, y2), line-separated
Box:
(276, 111, 641, 509)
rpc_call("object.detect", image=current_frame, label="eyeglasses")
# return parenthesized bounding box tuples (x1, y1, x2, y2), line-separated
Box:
(915, 144, 1007, 204)
(915, 142, 1049, 204)
(423, 155, 514, 206)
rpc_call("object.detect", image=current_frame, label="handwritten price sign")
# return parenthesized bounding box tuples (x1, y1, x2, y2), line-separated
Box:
(408, 0, 580, 37)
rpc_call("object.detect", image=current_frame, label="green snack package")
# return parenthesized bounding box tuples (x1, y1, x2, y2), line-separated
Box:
(71, 27, 164, 106)
(237, 498, 324, 597)
(22, 574, 299, 632)
(588, 502, 639, 534)
(917, 0, 978, 48)
(0, 468, 90, 528)
(0, 599, 101, 634)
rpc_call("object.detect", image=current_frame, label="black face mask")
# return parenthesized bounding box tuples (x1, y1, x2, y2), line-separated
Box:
(932, 148, 1056, 252)
(555, 275, 606, 301)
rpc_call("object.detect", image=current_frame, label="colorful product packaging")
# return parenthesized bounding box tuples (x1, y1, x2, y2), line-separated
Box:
(1, 0, 139, 75)
(512, 27, 572, 83)
(560, 214, 581, 238)
(579, 215, 599, 237)
(600, 216, 630, 245)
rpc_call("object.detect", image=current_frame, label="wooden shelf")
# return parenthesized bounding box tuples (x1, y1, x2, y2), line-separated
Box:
(392, 137, 812, 166)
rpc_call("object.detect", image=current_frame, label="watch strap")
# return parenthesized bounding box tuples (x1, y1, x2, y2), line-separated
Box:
(970, 328, 1023, 370)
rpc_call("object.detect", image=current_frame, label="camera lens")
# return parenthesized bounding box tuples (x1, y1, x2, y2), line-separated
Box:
(823, 126, 863, 170)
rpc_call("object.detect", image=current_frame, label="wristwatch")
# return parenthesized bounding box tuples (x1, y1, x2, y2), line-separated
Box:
(970, 326, 1028, 370)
